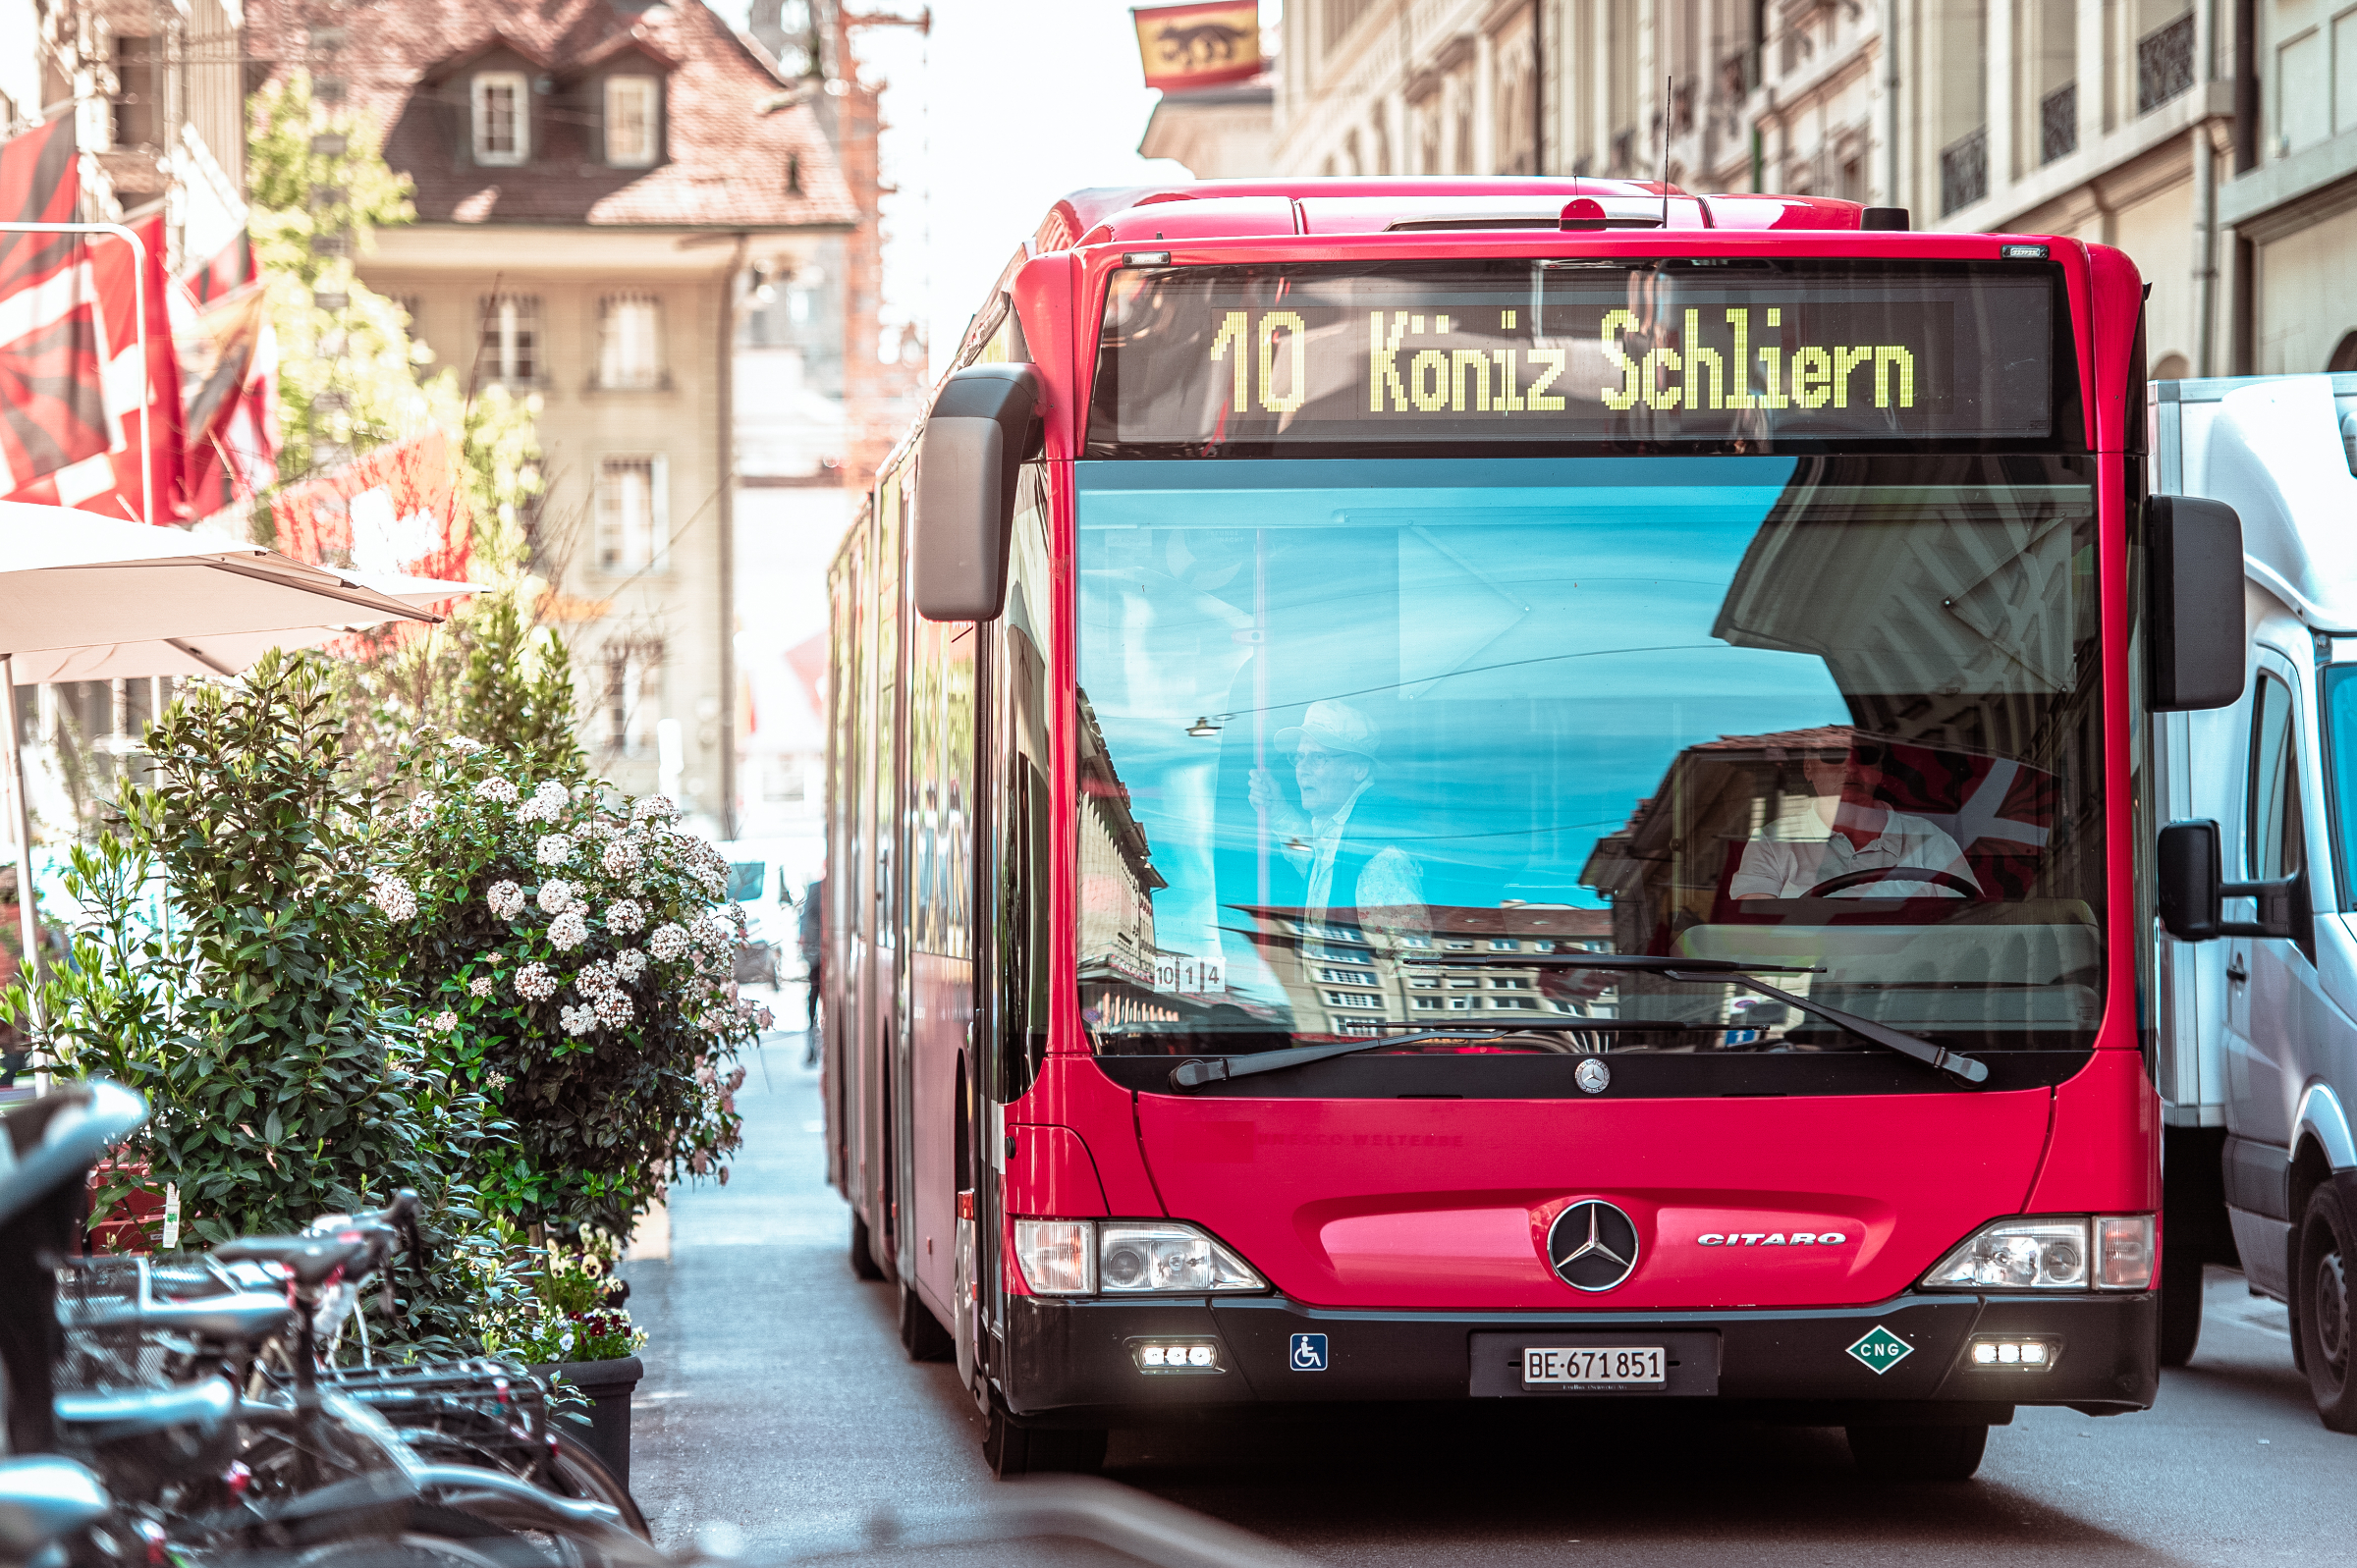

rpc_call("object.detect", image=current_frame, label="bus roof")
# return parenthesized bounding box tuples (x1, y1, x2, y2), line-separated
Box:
(1030, 178, 1877, 252)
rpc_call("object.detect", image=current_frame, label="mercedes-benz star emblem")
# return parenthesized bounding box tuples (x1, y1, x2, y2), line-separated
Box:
(1547, 1200, 1641, 1292)
(1574, 1058, 1611, 1094)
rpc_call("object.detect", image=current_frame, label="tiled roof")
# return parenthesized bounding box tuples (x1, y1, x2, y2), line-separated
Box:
(247, 0, 855, 231)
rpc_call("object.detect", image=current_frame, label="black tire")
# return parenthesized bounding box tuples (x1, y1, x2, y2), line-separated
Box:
(981, 1399, 1106, 1479)
(899, 1283, 954, 1362)
(849, 1208, 885, 1281)
(2297, 1183, 2357, 1432)
(547, 1431, 648, 1541)
(1844, 1423, 1989, 1482)
(2159, 1243, 2205, 1368)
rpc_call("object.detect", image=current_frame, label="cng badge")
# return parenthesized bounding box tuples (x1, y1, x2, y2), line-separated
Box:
(1845, 1325, 1914, 1376)
(1289, 1333, 1329, 1371)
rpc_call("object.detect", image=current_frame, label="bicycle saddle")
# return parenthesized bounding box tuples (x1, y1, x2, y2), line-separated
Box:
(212, 1235, 373, 1289)
(0, 1457, 109, 1558)
(53, 1379, 234, 1445)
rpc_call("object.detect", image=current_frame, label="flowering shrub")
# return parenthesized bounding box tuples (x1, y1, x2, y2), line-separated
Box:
(377, 735, 755, 1233)
(470, 1228, 646, 1364)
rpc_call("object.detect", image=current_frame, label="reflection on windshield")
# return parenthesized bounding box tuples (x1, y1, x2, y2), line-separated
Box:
(1074, 456, 2104, 1060)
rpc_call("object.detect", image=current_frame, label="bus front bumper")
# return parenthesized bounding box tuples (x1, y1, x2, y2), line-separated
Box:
(997, 1290, 2156, 1425)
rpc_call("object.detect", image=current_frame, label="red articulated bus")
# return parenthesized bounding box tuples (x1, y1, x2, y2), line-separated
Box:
(822, 178, 2245, 1480)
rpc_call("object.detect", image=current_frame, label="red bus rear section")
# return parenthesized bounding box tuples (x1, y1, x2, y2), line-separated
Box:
(819, 178, 2209, 1480)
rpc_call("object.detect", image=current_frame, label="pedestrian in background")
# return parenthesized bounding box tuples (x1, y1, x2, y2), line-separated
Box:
(798, 877, 825, 1067)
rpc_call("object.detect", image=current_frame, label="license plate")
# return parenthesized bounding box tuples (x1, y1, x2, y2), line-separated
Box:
(1522, 1346, 1666, 1386)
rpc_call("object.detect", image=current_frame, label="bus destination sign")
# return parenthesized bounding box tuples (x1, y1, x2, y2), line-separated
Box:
(1086, 261, 2063, 453)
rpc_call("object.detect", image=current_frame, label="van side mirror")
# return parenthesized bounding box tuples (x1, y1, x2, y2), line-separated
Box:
(912, 363, 1043, 622)
(2147, 495, 2245, 712)
(2157, 819, 2303, 941)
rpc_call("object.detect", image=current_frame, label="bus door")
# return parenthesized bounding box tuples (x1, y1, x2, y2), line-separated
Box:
(870, 474, 908, 1274)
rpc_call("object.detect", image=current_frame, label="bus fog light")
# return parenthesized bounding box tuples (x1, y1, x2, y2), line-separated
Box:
(1130, 1338, 1224, 1373)
(1014, 1219, 1095, 1294)
(1923, 1218, 2092, 1289)
(2096, 1215, 2156, 1289)
(1968, 1336, 2059, 1369)
(1099, 1222, 1266, 1293)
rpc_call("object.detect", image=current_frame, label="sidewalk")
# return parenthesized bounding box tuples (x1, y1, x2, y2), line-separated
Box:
(618, 1027, 996, 1554)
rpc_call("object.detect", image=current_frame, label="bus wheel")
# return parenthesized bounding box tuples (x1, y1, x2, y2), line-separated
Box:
(2158, 1244, 2205, 1368)
(1844, 1423, 1988, 1482)
(850, 1209, 886, 1281)
(899, 1283, 954, 1362)
(2296, 1184, 2357, 1432)
(982, 1400, 1107, 1479)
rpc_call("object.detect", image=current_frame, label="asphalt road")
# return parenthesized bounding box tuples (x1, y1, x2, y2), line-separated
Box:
(622, 1032, 2356, 1567)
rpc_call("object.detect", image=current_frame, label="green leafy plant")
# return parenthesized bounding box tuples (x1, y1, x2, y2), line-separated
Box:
(374, 736, 754, 1235)
(1, 653, 505, 1357)
(473, 1227, 644, 1365)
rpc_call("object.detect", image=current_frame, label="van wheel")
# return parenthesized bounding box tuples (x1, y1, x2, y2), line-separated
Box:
(849, 1209, 885, 1281)
(2297, 1184, 2357, 1431)
(1844, 1423, 1988, 1482)
(982, 1399, 1107, 1479)
(899, 1283, 954, 1362)
(2158, 1245, 2205, 1367)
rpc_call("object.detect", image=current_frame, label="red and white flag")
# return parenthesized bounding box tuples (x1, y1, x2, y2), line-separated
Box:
(0, 119, 111, 497)
(177, 233, 278, 517)
(5, 212, 188, 522)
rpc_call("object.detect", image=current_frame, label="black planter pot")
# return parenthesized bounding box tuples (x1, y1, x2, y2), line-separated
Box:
(530, 1354, 644, 1486)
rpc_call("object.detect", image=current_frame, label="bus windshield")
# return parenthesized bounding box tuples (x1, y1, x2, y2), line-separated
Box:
(1073, 454, 2105, 1062)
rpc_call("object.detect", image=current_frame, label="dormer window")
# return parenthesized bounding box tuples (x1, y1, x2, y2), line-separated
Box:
(471, 71, 528, 165)
(605, 76, 660, 166)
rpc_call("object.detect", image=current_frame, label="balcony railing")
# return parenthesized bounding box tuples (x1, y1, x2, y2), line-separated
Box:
(2041, 81, 2078, 164)
(2137, 13, 2195, 115)
(1941, 127, 1988, 217)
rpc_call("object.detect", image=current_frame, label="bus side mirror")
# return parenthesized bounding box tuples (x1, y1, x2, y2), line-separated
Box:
(2157, 821, 2222, 940)
(2147, 495, 2245, 712)
(2158, 819, 2303, 941)
(912, 363, 1042, 622)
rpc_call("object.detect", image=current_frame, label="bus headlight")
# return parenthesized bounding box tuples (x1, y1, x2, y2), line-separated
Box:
(1099, 1222, 1264, 1293)
(1011, 1219, 1267, 1295)
(1922, 1215, 2154, 1291)
(1013, 1219, 1095, 1295)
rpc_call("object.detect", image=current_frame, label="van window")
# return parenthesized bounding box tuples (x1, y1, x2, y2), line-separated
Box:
(728, 862, 765, 903)
(2249, 672, 2304, 883)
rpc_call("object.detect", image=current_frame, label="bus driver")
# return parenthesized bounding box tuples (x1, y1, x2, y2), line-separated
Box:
(1248, 699, 1429, 943)
(1728, 742, 1980, 900)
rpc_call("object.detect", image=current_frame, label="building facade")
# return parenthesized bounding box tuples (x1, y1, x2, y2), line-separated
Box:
(246, 0, 855, 835)
(1257, 0, 2279, 377)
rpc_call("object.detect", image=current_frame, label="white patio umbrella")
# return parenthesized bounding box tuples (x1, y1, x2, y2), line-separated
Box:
(0, 503, 470, 982)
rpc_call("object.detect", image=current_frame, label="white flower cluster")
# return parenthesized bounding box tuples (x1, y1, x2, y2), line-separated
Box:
(446, 735, 485, 754)
(370, 873, 417, 920)
(517, 780, 573, 825)
(535, 834, 575, 867)
(614, 947, 648, 982)
(594, 990, 635, 1028)
(473, 776, 519, 804)
(560, 1003, 597, 1036)
(600, 838, 641, 878)
(578, 958, 619, 996)
(407, 790, 439, 828)
(516, 962, 559, 1001)
(632, 794, 677, 823)
(548, 910, 589, 951)
(606, 898, 645, 935)
(468, 976, 495, 998)
(488, 880, 525, 920)
(426, 1009, 460, 1033)
(649, 922, 689, 962)
(538, 880, 579, 915)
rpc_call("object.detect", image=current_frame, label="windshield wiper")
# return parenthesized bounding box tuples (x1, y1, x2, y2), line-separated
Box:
(1170, 1032, 1517, 1089)
(1168, 955, 1987, 1089)
(1656, 967, 1988, 1085)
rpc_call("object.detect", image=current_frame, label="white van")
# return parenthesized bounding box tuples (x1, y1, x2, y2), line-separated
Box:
(2149, 371, 2357, 1429)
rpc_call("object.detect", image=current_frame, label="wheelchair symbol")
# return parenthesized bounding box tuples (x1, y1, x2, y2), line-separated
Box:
(1289, 1332, 1328, 1372)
